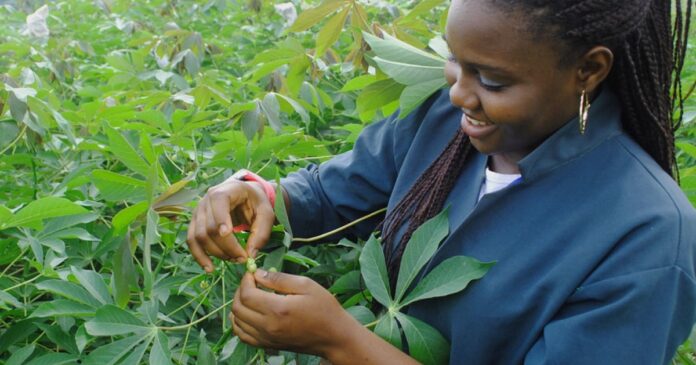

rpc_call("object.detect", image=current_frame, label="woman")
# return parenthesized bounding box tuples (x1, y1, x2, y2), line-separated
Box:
(187, 0, 696, 363)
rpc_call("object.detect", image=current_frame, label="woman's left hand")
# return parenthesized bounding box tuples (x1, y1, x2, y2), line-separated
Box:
(231, 269, 354, 357)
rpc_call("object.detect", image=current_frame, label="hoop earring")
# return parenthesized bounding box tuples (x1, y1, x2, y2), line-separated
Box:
(579, 89, 591, 135)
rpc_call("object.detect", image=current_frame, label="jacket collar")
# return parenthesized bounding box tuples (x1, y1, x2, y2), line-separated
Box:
(517, 89, 623, 182)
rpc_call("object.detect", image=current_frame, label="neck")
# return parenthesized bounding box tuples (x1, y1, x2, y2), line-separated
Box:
(489, 154, 521, 174)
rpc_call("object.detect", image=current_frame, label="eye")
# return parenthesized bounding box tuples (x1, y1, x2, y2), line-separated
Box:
(478, 74, 505, 91)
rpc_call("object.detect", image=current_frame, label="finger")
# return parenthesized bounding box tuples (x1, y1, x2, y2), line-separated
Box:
(237, 273, 284, 313)
(253, 269, 315, 295)
(205, 203, 246, 261)
(208, 185, 236, 236)
(195, 209, 228, 259)
(246, 204, 274, 258)
(232, 315, 262, 348)
(234, 279, 264, 317)
(187, 212, 213, 272)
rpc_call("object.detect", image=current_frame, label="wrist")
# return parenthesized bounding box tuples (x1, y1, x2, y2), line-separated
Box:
(231, 169, 276, 207)
(321, 310, 365, 363)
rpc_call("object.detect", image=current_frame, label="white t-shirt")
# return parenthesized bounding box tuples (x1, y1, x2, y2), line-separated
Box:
(478, 168, 521, 201)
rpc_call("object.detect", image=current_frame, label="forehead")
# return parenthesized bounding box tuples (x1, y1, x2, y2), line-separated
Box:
(446, 0, 559, 74)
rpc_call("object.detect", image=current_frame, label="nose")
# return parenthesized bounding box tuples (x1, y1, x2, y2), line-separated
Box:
(449, 74, 480, 112)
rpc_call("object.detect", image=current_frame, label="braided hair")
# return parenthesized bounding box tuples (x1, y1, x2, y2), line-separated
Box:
(380, 0, 692, 286)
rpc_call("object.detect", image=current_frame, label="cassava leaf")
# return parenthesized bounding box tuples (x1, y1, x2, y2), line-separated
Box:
(358, 235, 392, 307)
(2, 197, 88, 230)
(395, 312, 449, 365)
(85, 305, 151, 336)
(374, 315, 402, 349)
(395, 208, 450, 303)
(401, 256, 494, 307)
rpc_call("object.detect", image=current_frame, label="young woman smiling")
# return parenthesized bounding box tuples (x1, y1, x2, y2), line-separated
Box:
(187, 0, 696, 363)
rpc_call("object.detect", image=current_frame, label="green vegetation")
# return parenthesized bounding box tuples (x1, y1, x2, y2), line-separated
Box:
(0, 0, 694, 364)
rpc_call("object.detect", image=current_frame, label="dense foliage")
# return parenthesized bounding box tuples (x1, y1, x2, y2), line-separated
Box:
(0, 0, 694, 364)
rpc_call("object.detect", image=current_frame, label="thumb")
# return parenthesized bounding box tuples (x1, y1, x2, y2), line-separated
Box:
(253, 269, 314, 295)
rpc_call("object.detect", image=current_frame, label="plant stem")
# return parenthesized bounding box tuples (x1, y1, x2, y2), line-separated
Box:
(5, 273, 42, 291)
(293, 207, 387, 243)
(159, 297, 235, 331)
(0, 124, 27, 155)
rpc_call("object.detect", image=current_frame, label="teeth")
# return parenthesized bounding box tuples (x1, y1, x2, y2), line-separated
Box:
(468, 116, 491, 126)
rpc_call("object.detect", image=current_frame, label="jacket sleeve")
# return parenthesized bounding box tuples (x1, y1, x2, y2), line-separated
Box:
(524, 265, 696, 365)
(280, 91, 446, 240)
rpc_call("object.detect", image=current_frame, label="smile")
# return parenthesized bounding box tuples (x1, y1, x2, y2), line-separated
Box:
(466, 115, 493, 126)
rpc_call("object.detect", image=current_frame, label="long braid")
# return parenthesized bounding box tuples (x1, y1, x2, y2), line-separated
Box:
(380, 129, 471, 288)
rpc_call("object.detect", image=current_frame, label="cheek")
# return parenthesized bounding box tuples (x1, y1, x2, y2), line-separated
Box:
(480, 90, 540, 127)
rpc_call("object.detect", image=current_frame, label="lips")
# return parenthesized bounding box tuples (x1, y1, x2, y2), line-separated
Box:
(460, 113, 497, 140)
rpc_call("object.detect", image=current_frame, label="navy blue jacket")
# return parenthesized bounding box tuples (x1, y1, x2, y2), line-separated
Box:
(282, 89, 696, 364)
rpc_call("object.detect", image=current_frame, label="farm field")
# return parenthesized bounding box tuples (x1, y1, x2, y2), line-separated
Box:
(0, 0, 695, 364)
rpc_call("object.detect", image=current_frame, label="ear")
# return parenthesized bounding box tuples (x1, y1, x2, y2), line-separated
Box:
(575, 46, 613, 94)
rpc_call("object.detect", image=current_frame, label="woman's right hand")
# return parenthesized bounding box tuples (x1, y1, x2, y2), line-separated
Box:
(186, 178, 276, 272)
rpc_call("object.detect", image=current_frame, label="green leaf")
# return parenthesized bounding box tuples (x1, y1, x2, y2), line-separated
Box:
(329, 270, 361, 294)
(276, 93, 310, 125)
(261, 93, 282, 133)
(71, 266, 113, 305)
(85, 304, 151, 336)
(197, 331, 215, 365)
(402, 0, 447, 21)
(6, 344, 35, 365)
(288, 0, 346, 32)
(113, 236, 136, 307)
(35, 280, 102, 308)
(0, 205, 12, 222)
(358, 235, 392, 307)
(82, 334, 148, 365)
(25, 353, 80, 365)
(356, 79, 404, 118)
(30, 299, 95, 318)
(2, 197, 88, 230)
(363, 32, 445, 67)
(374, 315, 402, 349)
(274, 178, 293, 246)
(284, 250, 320, 268)
(399, 79, 447, 119)
(372, 57, 445, 85)
(106, 127, 151, 177)
(0, 290, 22, 308)
(241, 101, 262, 141)
(346, 305, 376, 325)
(395, 312, 449, 365)
(35, 322, 79, 354)
(112, 201, 149, 233)
(149, 330, 172, 365)
(117, 341, 149, 365)
(315, 6, 350, 57)
(395, 208, 449, 303)
(340, 74, 378, 92)
(401, 256, 494, 307)
(0, 319, 36, 353)
(143, 208, 160, 296)
(677, 142, 696, 159)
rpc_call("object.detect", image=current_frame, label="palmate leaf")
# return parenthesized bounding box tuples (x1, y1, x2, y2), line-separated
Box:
(82, 333, 150, 365)
(399, 78, 448, 118)
(375, 315, 402, 349)
(150, 330, 173, 365)
(30, 299, 95, 318)
(106, 127, 151, 177)
(85, 305, 151, 336)
(395, 208, 449, 303)
(401, 256, 494, 307)
(25, 353, 80, 365)
(315, 6, 350, 57)
(91, 169, 147, 202)
(1, 197, 88, 230)
(71, 266, 113, 305)
(358, 234, 392, 307)
(395, 312, 449, 365)
(35, 280, 102, 308)
(372, 57, 445, 86)
(5, 344, 34, 365)
(287, 0, 347, 32)
(363, 32, 445, 68)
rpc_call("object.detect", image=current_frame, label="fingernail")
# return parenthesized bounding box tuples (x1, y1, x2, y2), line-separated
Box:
(256, 269, 268, 278)
(204, 265, 213, 273)
(250, 249, 258, 258)
(219, 224, 228, 236)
